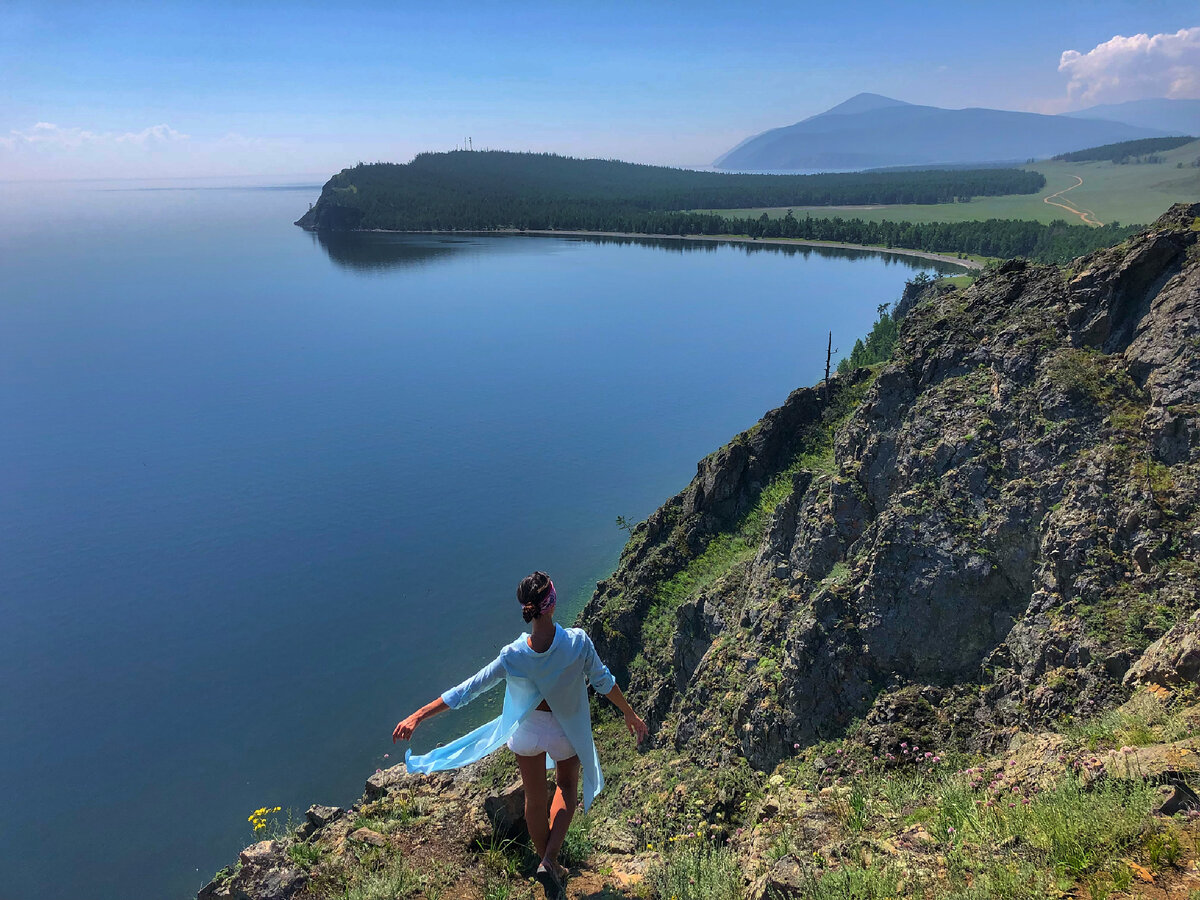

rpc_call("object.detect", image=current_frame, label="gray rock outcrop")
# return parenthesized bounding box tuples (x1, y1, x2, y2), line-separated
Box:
(582, 203, 1200, 771)
(1125, 609, 1200, 688)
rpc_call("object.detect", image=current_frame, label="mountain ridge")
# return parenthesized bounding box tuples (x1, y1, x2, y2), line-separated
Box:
(716, 94, 1170, 171)
(1064, 97, 1200, 135)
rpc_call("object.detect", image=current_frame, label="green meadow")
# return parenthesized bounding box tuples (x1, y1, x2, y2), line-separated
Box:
(701, 138, 1200, 227)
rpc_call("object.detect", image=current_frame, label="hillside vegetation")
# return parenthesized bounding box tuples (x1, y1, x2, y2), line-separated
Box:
(209, 205, 1200, 900)
(1052, 136, 1196, 164)
(702, 139, 1200, 228)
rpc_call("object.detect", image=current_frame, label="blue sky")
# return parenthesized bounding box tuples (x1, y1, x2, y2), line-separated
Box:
(1, 0, 1197, 179)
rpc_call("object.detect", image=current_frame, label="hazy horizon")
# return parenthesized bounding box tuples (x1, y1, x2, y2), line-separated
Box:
(2, 1, 1197, 181)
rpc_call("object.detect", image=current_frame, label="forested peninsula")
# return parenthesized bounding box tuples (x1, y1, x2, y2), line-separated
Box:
(296, 152, 1137, 265)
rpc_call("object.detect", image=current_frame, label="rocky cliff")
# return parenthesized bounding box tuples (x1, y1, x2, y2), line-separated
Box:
(582, 203, 1199, 769)
(201, 206, 1200, 900)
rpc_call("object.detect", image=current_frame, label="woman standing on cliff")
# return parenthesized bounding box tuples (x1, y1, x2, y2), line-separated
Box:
(392, 571, 648, 899)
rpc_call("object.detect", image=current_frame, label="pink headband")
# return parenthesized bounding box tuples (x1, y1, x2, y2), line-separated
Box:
(539, 581, 557, 614)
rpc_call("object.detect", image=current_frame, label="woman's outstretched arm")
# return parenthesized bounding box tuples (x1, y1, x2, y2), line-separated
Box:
(392, 697, 448, 743)
(603, 683, 648, 744)
(393, 654, 506, 743)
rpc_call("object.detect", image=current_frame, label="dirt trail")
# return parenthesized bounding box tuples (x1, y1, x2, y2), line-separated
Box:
(1043, 175, 1104, 226)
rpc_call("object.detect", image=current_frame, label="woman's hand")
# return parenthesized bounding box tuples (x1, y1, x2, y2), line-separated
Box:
(624, 710, 648, 744)
(392, 697, 448, 744)
(392, 712, 422, 743)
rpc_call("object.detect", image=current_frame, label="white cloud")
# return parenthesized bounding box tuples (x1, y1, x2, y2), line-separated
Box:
(114, 123, 190, 145)
(1059, 27, 1200, 106)
(2, 121, 190, 150)
(0, 120, 330, 179)
(214, 131, 265, 148)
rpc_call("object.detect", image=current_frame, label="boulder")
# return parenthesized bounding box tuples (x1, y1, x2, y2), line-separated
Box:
(1156, 781, 1200, 816)
(1103, 739, 1200, 780)
(484, 780, 533, 840)
(197, 840, 306, 900)
(306, 804, 343, 828)
(748, 854, 808, 900)
(1125, 611, 1200, 689)
(296, 804, 343, 839)
(983, 732, 1070, 792)
(365, 764, 410, 801)
(348, 827, 386, 848)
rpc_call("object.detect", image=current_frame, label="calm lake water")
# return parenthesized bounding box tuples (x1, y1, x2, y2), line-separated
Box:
(0, 177, 958, 900)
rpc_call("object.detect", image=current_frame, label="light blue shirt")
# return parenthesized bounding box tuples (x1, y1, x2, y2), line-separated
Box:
(405, 623, 617, 811)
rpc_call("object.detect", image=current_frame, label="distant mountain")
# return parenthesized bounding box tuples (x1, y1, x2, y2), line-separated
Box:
(715, 93, 1168, 171)
(1063, 98, 1200, 136)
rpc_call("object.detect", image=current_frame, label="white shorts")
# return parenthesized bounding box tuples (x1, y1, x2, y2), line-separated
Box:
(507, 709, 577, 762)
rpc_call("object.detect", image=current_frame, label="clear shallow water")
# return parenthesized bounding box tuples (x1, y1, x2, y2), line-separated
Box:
(0, 177, 956, 900)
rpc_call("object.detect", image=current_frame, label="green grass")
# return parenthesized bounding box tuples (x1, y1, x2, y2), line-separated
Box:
(478, 834, 528, 879)
(791, 864, 903, 900)
(648, 838, 743, 900)
(1065, 690, 1193, 750)
(339, 855, 425, 900)
(948, 774, 1156, 878)
(697, 140, 1200, 228)
(287, 840, 322, 868)
(767, 733, 1187, 900)
(635, 418, 843, 666)
(940, 274, 973, 288)
(560, 814, 596, 869)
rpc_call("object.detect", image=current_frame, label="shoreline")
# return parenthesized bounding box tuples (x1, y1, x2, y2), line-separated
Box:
(335, 225, 983, 271)
(510, 230, 982, 270)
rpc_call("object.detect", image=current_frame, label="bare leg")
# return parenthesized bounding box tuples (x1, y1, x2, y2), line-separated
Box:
(543, 755, 580, 870)
(515, 752, 549, 860)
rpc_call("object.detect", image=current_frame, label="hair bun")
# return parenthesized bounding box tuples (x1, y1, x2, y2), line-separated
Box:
(517, 571, 551, 623)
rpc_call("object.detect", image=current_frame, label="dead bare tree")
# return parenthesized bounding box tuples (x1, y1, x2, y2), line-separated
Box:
(824, 331, 833, 406)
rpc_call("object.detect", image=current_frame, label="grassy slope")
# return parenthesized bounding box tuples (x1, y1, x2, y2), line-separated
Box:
(699, 139, 1200, 227)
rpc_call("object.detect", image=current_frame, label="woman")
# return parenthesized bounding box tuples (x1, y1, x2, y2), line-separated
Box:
(392, 571, 647, 899)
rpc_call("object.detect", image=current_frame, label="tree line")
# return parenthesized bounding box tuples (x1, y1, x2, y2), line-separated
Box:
(298, 152, 1140, 264)
(1052, 136, 1195, 164)
(300, 151, 1044, 222)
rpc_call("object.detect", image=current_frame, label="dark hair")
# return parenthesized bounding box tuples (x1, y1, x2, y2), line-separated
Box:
(517, 571, 552, 623)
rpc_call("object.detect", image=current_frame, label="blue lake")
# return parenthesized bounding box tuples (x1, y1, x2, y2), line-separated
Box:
(0, 177, 957, 900)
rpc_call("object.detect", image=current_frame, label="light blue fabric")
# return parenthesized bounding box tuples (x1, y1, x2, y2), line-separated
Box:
(405, 624, 616, 811)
